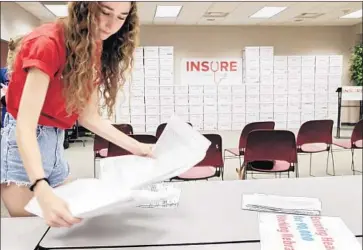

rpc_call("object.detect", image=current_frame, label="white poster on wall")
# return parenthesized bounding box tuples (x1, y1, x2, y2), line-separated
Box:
(180, 58, 243, 85)
(341, 86, 363, 101)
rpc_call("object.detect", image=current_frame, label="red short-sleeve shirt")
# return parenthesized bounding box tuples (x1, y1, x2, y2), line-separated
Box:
(7, 22, 80, 129)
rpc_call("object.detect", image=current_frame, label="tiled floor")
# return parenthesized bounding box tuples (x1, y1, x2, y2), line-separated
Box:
(1, 128, 361, 217)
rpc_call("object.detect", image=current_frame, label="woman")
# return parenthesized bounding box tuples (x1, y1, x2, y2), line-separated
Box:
(1, 2, 151, 228)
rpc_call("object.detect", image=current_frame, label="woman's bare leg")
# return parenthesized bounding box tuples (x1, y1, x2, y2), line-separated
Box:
(1, 174, 74, 217)
(1, 183, 34, 217)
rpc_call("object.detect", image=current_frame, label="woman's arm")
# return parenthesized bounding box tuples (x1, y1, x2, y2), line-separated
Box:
(78, 88, 151, 155)
(16, 68, 50, 183)
(16, 68, 80, 227)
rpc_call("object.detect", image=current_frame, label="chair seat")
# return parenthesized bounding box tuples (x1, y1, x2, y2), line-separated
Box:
(224, 148, 242, 156)
(299, 143, 328, 153)
(333, 139, 352, 149)
(178, 167, 217, 180)
(250, 160, 292, 172)
(354, 140, 363, 148)
(99, 148, 108, 157)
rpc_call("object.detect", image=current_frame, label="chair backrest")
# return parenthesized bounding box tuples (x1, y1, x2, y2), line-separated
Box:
(113, 124, 133, 135)
(239, 121, 275, 149)
(296, 120, 333, 146)
(131, 134, 158, 144)
(195, 134, 223, 168)
(351, 119, 363, 146)
(244, 130, 297, 164)
(93, 134, 109, 153)
(156, 123, 167, 139)
(156, 122, 192, 139)
(107, 134, 157, 157)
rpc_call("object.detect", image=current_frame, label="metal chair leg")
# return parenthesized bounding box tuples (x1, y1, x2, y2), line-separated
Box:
(326, 148, 335, 176)
(351, 149, 355, 172)
(351, 149, 362, 174)
(94, 157, 96, 178)
(295, 163, 299, 178)
(331, 147, 336, 176)
(309, 153, 314, 177)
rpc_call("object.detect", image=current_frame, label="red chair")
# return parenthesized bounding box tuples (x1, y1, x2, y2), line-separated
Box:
(333, 119, 363, 174)
(93, 134, 109, 177)
(156, 122, 192, 139)
(107, 134, 157, 157)
(224, 121, 275, 168)
(241, 130, 298, 179)
(93, 124, 133, 176)
(296, 120, 335, 176)
(113, 124, 133, 135)
(174, 134, 224, 181)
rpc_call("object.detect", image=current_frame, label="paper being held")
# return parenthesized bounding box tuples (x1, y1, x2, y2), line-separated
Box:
(25, 115, 210, 218)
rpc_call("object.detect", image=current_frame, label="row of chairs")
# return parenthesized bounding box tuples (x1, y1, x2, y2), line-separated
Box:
(225, 119, 363, 179)
(93, 119, 363, 180)
(93, 122, 223, 180)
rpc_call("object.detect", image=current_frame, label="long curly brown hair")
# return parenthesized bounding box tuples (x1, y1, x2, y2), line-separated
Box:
(62, 1, 139, 117)
(7, 36, 23, 77)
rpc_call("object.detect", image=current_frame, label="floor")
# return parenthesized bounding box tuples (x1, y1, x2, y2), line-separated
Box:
(1, 128, 361, 217)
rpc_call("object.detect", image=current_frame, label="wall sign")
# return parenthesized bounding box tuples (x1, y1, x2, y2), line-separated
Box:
(341, 86, 362, 101)
(180, 58, 243, 85)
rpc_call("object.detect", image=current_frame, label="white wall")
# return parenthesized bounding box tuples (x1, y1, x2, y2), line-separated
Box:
(0, 2, 40, 41)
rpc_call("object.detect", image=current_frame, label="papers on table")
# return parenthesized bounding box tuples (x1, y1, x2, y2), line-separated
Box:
(137, 182, 181, 208)
(259, 213, 362, 250)
(242, 193, 322, 216)
(25, 115, 210, 219)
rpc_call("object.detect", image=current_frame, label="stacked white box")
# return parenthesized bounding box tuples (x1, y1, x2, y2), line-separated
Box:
(243, 47, 260, 83)
(287, 56, 302, 127)
(154, 46, 175, 128)
(327, 55, 342, 126)
(129, 68, 145, 131)
(144, 46, 159, 59)
(274, 57, 288, 125)
(259, 47, 274, 123)
(190, 114, 203, 130)
(260, 47, 274, 85)
(232, 83, 245, 129)
(217, 84, 232, 130)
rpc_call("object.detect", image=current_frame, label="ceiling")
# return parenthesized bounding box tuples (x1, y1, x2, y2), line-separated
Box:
(17, 1, 363, 26)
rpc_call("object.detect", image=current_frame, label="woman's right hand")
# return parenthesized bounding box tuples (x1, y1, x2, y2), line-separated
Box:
(34, 181, 82, 227)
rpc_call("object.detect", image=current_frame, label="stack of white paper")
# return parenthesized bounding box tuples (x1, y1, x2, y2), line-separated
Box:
(259, 213, 362, 250)
(137, 182, 181, 208)
(242, 193, 322, 216)
(25, 115, 210, 219)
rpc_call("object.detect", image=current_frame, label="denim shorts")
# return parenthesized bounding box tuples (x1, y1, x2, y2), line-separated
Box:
(1, 113, 70, 187)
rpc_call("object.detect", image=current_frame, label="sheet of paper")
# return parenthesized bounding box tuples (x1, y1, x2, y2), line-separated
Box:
(25, 179, 134, 218)
(99, 114, 211, 189)
(259, 213, 362, 250)
(137, 182, 181, 208)
(25, 115, 210, 219)
(242, 193, 322, 216)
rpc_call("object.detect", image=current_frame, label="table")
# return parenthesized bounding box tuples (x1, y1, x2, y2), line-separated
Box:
(1, 217, 49, 250)
(61, 243, 262, 250)
(38, 238, 363, 250)
(39, 175, 362, 249)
